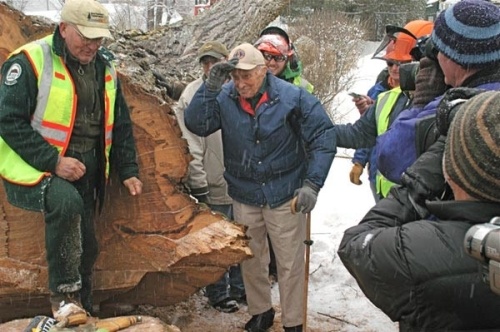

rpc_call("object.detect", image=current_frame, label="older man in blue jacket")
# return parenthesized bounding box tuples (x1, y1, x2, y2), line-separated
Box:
(185, 43, 335, 332)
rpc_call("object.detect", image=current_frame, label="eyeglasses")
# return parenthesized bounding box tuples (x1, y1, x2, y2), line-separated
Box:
(262, 52, 287, 63)
(386, 60, 411, 67)
(69, 24, 103, 46)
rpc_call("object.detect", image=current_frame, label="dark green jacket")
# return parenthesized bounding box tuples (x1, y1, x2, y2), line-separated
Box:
(0, 26, 139, 211)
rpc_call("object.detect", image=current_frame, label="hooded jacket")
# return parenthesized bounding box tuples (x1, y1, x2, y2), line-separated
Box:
(338, 194, 500, 331)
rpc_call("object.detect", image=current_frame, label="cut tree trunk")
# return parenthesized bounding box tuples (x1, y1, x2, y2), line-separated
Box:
(0, 0, 288, 322)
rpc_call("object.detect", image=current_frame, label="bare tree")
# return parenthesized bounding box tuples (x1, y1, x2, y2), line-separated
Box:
(290, 10, 367, 122)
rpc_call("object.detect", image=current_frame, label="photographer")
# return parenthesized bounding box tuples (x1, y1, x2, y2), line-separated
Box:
(338, 90, 500, 331)
(376, 0, 500, 186)
(334, 20, 436, 199)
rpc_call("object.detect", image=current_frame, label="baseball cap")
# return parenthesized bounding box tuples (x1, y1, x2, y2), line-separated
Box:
(197, 41, 229, 61)
(228, 43, 266, 70)
(61, 0, 113, 40)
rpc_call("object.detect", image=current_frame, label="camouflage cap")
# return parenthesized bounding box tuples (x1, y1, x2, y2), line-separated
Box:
(198, 41, 229, 61)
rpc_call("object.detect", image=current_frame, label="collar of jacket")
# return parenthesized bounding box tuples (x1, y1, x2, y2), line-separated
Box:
(461, 64, 500, 88)
(280, 59, 303, 81)
(427, 200, 500, 224)
(52, 25, 115, 66)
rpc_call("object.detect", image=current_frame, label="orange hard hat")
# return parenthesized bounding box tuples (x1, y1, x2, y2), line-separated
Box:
(255, 34, 292, 57)
(384, 20, 434, 62)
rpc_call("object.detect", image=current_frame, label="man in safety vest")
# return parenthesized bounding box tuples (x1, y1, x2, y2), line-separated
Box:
(0, 0, 142, 326)
(334, 19, 443, 199)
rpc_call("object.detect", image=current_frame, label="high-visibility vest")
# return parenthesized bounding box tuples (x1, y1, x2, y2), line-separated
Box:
(0, 34, 117, 185)
(292, 76, 314, 94)
(374, 87, 401, 197)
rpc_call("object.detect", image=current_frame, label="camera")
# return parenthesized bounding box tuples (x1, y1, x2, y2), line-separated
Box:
(399, 62, 419, 92)
(464, 216, 500, 296)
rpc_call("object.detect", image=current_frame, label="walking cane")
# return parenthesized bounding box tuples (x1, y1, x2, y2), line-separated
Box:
(291, 196, 313, 331)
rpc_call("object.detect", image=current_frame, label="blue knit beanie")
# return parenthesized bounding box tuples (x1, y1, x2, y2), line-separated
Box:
(431, 0, 500, 68)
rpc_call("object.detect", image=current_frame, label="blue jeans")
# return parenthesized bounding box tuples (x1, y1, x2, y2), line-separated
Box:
(205, 204, 245, 304)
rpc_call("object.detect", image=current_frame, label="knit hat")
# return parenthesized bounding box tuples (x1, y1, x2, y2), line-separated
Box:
(229, 43, 266, 70)
(197, 41, 229, 61)
(61, 0, 112, 39)
(444, 90, 500, 202)
(431, 0, 500, 68)
(411, 56, 447, 108)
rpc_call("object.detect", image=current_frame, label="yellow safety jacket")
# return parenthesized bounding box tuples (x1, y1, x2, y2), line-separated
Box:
(292, 76, 314, 94)
(374, 87, 401, 197)
(0, 35, 117, 185)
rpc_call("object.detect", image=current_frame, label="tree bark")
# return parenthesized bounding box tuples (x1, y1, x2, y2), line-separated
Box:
(0, 0, 289, 322)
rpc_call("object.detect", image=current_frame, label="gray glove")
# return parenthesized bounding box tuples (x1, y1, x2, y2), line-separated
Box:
(294, 180, 319, 214)
(205, 57, 239, 92)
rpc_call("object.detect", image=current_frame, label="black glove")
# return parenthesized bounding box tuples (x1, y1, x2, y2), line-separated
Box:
(294, 180, 319, 214)
(205, 57, 239, 92)
(435, 87, 487, 136)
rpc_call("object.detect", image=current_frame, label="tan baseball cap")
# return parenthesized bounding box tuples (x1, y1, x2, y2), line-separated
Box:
(229, 43, 266, 70)
(61, 0, 113, 40)
(198, 41, 229, 61)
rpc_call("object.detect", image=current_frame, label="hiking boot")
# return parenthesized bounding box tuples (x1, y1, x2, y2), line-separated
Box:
(50, 292, 88, 326)
(231, 294, 247, 305)
(284, 324, 303, 332)
(245, 307, 275, 332)
(213, 298, 239, 313)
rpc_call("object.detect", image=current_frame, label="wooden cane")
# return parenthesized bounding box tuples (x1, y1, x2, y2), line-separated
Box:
(291, 196, 313, 332)
(94, 315, 142, 332)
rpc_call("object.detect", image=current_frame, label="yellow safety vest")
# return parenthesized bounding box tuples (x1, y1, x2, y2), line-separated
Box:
(374, 87, 401, 198)
(293, 76, 314, 94)
(0, 35, 117, 185)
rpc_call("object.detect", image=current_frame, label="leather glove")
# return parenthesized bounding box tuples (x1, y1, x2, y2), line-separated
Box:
(294, 180, 319, 214)
(349, 162, 364, 185)
(205, 57, 239, 92)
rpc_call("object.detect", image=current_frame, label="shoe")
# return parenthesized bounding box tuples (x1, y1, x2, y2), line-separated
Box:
(213, 298, 239, 313)
(284, 324, 303, 332)
(245, 307, 275, 332)
(50, 292, 88, 326)
(232, 294, 247, 305)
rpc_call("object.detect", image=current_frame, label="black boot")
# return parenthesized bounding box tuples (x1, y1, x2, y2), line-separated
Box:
(284, 324, 303, 332)
(245, 307, 275, 332)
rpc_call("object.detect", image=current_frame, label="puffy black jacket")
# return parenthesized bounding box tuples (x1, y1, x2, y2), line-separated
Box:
(338, 199, 500, 331)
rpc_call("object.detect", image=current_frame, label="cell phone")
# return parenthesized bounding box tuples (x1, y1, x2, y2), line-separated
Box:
(348, 92, 362, 98)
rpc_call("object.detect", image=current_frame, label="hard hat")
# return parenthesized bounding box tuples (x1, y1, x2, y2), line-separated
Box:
(385, 20, 434, 62)
(372, 20, 434, 62)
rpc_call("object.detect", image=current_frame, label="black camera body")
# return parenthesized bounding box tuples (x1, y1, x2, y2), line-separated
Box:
(399, 62, 420, 92)
(464, 217, 500, 296)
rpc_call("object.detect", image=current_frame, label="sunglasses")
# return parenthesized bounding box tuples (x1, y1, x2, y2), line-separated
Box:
(262, 52, 287, 63)
(386, 60, 411, 67)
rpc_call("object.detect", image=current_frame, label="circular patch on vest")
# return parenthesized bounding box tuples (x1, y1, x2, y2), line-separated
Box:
(4, 63, 22, 86)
